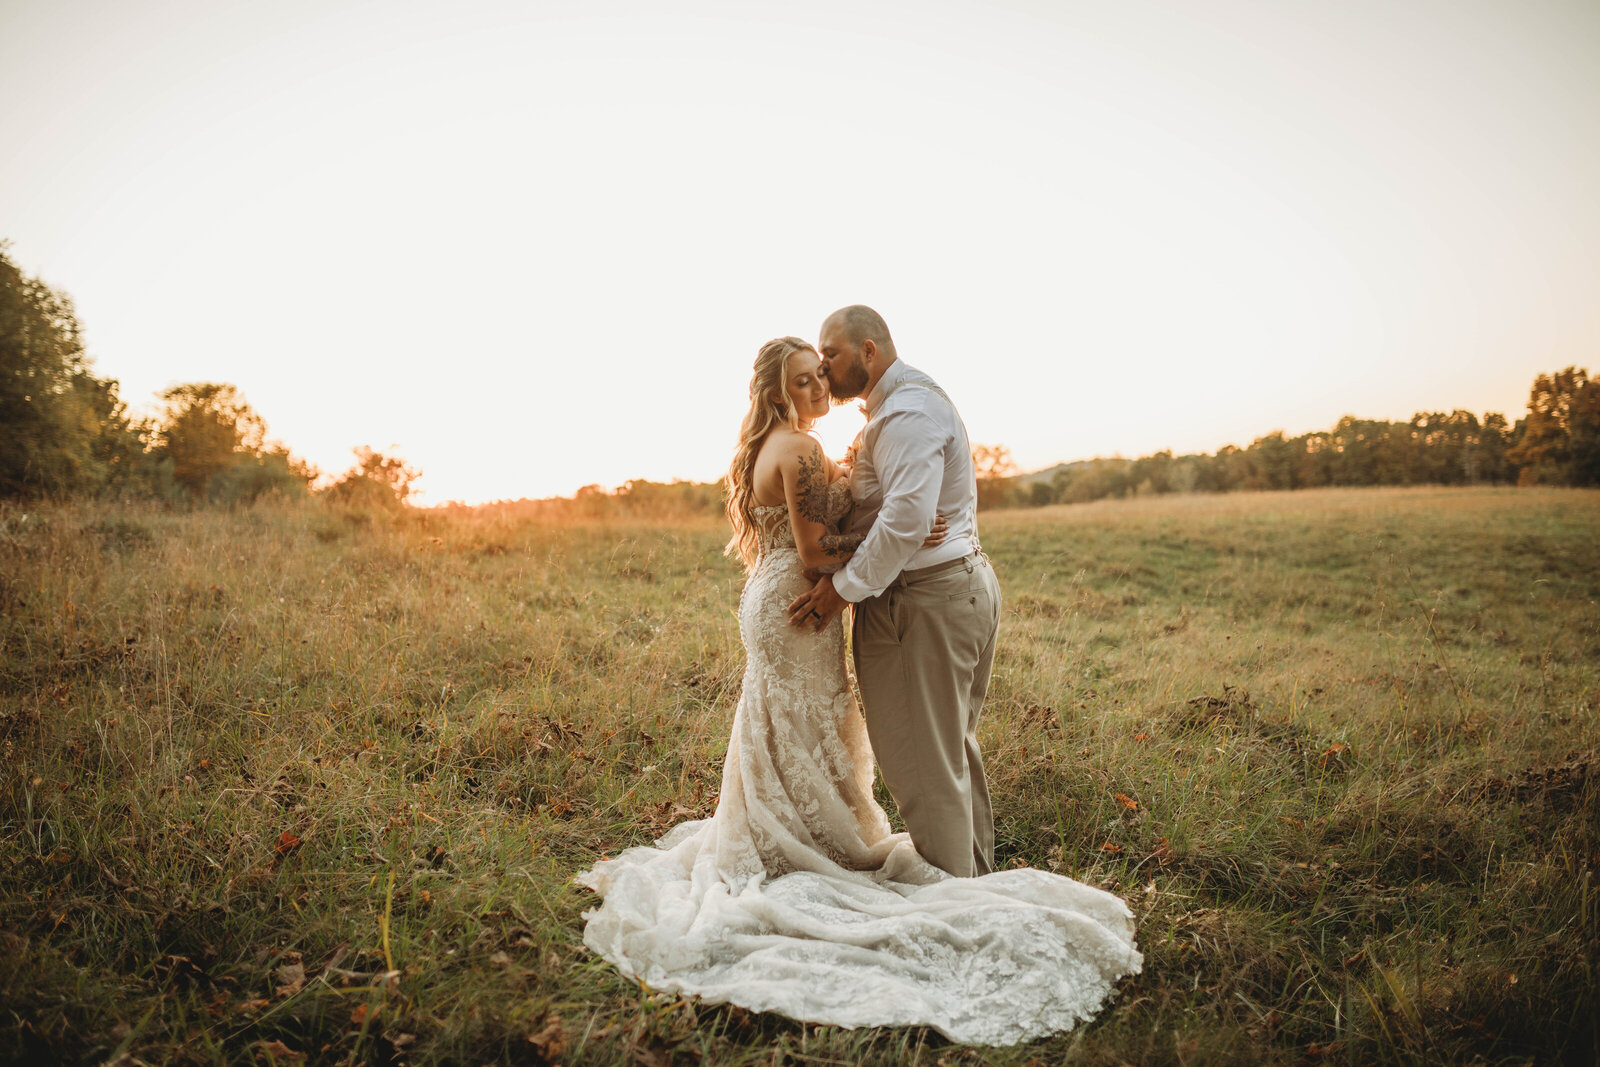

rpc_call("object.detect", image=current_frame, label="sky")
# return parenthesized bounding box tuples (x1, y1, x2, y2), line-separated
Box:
(3, 0, 1597, 503)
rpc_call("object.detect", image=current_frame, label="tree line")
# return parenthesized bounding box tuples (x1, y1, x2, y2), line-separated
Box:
(1, 242, 417, 508)
(4, 239, 1595, 513)
(982, 365, 1597, 509)
(461, 367, 1598, 519)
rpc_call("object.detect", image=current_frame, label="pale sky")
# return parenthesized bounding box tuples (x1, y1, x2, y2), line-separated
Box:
(3, 0, 1597, 503)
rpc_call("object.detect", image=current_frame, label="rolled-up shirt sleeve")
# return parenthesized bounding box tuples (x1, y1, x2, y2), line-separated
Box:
(832, 410, 944, 602)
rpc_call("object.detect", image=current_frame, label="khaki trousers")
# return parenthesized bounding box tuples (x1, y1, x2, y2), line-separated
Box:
(852, 553, 1001, 877)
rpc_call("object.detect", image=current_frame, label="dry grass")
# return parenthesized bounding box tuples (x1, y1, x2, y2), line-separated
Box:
(1, 486, 1596, 1065)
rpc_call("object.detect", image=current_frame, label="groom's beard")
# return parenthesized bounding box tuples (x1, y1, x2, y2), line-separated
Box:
(826, 360, 870, 402)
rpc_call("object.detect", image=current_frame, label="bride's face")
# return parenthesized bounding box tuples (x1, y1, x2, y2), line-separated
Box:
(781, 350, 831, 423)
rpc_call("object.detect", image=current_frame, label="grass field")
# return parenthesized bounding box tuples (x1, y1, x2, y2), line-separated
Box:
(1, 486, 1596, 1065)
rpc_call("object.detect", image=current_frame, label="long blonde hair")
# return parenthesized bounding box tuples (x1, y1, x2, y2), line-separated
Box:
(725, 336, 815, 569)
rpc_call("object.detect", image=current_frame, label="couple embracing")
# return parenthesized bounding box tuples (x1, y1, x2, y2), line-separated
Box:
(577, 307, 1141, 1046)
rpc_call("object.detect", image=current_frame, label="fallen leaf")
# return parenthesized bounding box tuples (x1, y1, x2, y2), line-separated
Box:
(1114, 793, 1139, 811)
(252, 1038, 306, 1062)
(527, 1016, 567, 1063)
(1150, 837, 1174, 865)
(102, 1056, 156, 1067)
(274, 962, 306, 998)
(626, 1040, 672, 1067)
(1100, 842, 1123, 853)
(350, 1003, 378, 1027)
(274, 831, 302, 855)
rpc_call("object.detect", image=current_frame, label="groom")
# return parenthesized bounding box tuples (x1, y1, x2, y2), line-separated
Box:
(787, 305, 1002, 878)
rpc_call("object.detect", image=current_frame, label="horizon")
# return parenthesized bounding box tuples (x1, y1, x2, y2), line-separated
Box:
(419, 398, 1542, 508)
(4, 0, 1596, 504)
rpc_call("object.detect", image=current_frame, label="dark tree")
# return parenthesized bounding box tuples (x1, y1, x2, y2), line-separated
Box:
(972, 443, 1018, 510)
(324, 447, 421, 511)
(0, 242, 140, 496)
(151, 383, 267, 496)
(1507, 367, 1600, 487)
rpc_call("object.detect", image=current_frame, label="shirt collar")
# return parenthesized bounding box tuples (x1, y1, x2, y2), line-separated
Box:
(864, 357, 907, 417)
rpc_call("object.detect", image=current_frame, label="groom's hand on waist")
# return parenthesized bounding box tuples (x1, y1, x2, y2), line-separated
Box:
(788, 574, 849, 632)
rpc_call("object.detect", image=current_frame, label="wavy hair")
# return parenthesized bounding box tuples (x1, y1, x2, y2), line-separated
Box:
(725, 336, 815, 569)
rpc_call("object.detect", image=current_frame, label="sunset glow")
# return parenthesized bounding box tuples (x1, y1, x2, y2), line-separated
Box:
(4, 0, 1596, 502)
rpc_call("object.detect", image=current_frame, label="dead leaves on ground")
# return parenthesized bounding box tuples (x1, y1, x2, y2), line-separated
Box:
(527, 1015, 567, 1064)
(273, 960, 306, 999)
(251, 1039, 305, 1063)
(1476, 748, 1596, 809)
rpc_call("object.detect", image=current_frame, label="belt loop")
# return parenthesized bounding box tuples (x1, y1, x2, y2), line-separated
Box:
(963, 555, 974, 573)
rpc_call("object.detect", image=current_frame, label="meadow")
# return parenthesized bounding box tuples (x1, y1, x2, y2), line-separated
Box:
(1, 486, 1596, 1066)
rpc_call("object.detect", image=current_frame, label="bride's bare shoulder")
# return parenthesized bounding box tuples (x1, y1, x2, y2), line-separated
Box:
(758, 427, 819, 463)
(750, 429, 818, 505)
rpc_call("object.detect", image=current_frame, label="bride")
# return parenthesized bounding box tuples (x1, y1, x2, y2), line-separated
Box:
(576, 336, 1142, 1046)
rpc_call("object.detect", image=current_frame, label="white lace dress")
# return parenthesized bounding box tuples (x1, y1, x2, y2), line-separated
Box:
(575, 487, 1142, 1045)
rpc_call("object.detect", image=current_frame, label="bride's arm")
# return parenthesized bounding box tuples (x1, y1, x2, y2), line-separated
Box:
(781, 439, 866, 570)
(783, 440, 947, 570)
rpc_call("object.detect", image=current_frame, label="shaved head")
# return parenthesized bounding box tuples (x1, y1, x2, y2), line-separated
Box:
(822, 304, 896, 357)
(817, 304, 898, 401)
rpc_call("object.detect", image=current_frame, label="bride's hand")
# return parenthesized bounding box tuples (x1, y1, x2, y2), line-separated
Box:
(922, 515, 950, 548)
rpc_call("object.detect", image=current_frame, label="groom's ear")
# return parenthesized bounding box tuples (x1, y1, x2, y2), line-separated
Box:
(861, 339, 877, 363)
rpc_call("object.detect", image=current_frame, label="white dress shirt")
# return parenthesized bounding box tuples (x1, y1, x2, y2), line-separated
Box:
(832, 359, 980, 603)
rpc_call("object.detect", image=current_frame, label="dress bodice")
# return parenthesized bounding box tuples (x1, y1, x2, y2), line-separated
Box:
(751, 478, 853, 558)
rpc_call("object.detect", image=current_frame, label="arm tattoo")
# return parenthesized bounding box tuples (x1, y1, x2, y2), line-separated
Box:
(819, 532, 866, 558)
(796, 445, 859, 557)
(794, 447, 832, 526)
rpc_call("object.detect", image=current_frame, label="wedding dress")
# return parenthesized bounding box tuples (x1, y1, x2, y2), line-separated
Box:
(576, 485, 1142, 1045)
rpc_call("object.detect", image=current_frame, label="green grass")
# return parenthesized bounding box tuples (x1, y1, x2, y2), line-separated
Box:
(1, 486, 1596, 1065)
